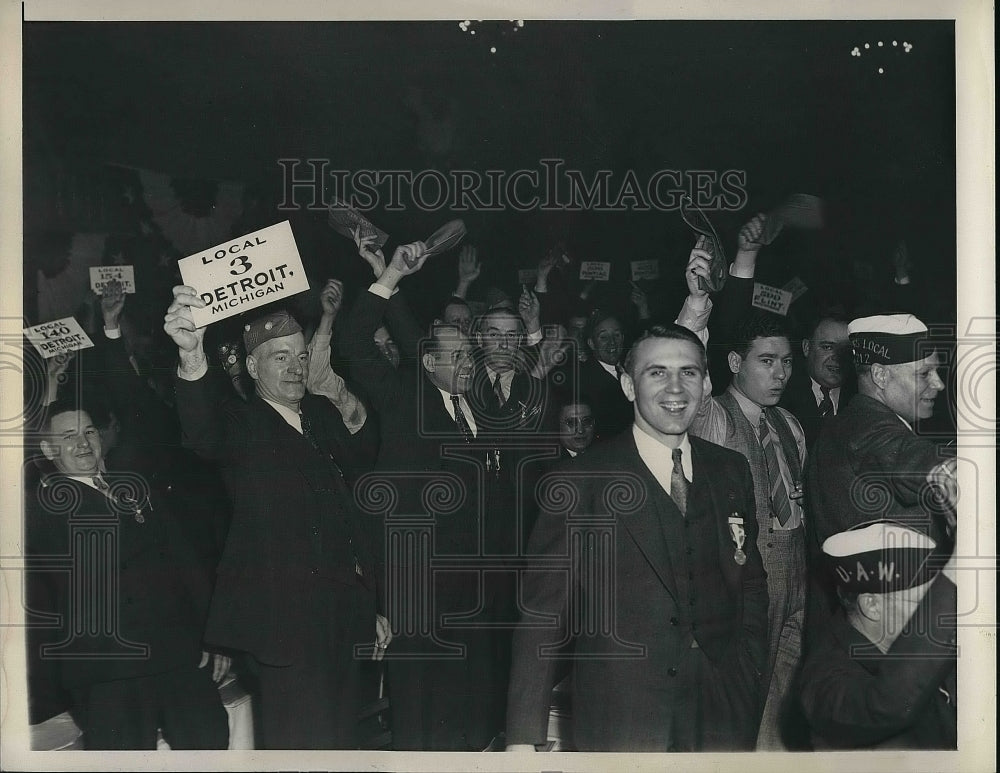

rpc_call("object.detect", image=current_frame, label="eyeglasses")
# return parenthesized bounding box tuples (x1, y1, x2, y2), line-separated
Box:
(562, 417, 595, 430)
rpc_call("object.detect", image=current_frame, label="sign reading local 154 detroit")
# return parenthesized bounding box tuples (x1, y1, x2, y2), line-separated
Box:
(178, 221, 310, 328)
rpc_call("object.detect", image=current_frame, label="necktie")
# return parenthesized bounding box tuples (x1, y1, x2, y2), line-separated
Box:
(492, 372, 506, 408)
(451, 395, 474, 443)
(300, 412, 346, 480)
(758, 409, 793, 526)
(93, 475, 145, 523)
(818, 386, 834, 417)
(670, 447, 689, 516)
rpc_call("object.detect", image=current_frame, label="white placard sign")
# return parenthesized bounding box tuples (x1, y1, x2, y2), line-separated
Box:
(579, 261, 611, 281)
(90, 265, 136, 294)
(630, 259, 660, 281)
(178, 221, 310, 328)
(751, 282, 793, 316)
(24, 317, 94, 359)
(782, 276, 809, 303)
(517, 268, 538, 285)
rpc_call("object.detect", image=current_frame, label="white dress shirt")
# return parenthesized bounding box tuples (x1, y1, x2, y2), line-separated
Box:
(632, 425, 693, 504)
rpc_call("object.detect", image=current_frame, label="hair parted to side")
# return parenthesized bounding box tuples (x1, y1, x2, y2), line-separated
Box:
(623, 323, 708, 376)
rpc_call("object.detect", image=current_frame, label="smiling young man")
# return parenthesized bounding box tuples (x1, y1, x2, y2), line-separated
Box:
(506, 324, 767, 752)
(678, 245, 809, 751)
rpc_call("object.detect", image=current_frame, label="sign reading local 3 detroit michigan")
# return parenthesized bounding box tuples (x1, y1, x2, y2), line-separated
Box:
(178, 220, 310, 327)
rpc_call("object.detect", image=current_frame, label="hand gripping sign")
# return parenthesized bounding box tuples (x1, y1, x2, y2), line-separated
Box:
(178, 221, 310, 327)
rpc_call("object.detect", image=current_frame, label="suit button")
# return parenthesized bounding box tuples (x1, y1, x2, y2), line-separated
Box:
(311, 568, 319, 576)
(668, 668, 678, 677)
(669, 617, 679, 626)
(686, 547, 693, 555)
(768, 527, 774, 533)
(689, 600, 696, 606)
(767, 543, 774, 548)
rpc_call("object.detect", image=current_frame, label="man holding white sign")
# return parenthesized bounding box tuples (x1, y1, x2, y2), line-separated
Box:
(163, 284, 386, 749)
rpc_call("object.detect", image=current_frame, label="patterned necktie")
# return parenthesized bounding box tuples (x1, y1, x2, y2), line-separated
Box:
(91, 475, 110, 493)
(670, 447, 689, 516)
(492, 372, 506, 408)
(758, 409, 793, 526)
(818, 385, 834, 417)
(451, 395, 474, 443)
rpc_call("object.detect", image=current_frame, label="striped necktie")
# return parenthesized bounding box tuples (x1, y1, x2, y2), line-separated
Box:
(451, 395, 474, 443)
(492, 372, 506, 408)
(758, 409, 793, 526)
(818, 386, 834, 417)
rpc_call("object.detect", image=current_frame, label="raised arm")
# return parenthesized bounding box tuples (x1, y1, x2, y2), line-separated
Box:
(308, 278, 367, 433)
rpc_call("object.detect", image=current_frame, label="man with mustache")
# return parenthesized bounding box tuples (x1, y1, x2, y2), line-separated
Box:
(340, 242, 521, 751)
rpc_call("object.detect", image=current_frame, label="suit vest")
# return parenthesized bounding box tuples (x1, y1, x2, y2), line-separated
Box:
(716, 392, 803, 545)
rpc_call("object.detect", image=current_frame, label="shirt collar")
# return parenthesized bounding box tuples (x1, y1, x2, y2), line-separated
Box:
(598, 359, 619, 378)
(810, 378, 841, 409)
(485, 365, 516, 388)
(436, 387, 478, 435)
(729, 384, 764, 427)
(261, 396, 304, 433)
(632, 424, 693, 483)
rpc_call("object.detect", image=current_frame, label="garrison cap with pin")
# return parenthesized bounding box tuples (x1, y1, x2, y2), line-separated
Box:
(243, 310, 303, 355)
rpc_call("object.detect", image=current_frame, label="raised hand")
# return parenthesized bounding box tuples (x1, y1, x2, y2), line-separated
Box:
(629, 281, 650, 319)
(389, 241, 430, 275)
(353, 225, 387, 277)
(736, 213, 769, 253)
(685, 238, 715, 301)
(518, 284, 541, 334)
(100, 279, 126, 328)
(319, 278, 344, 319)
(458, 244, 481, 283)
(163, 285, 207, 356)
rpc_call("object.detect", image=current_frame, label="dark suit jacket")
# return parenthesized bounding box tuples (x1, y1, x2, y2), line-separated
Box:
(24, 469, 213, 723)
(174, 370, 379, 667)
(806, 394, 955, 551)
(800, 574, 957, 749)
(577, 357, 633, 442)
(506, 430, 769, 751)
(780, 369, 857, 452)
(343, 288, 530, 750)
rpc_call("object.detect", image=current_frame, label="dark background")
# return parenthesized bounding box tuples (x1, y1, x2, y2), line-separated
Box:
(22, 20, 956, 325)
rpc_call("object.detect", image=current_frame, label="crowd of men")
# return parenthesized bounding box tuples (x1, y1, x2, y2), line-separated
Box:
(25, 209, 959, 753)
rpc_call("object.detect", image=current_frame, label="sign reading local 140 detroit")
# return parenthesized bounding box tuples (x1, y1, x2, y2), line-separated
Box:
(178, 221, 310, 328)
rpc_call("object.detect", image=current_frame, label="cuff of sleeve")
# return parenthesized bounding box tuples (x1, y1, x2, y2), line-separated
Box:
(894, 276, 911, 286)
(368, 283, 399, 299)
(103, 326, 122, 340)
(729, 262, 755, 280)
(177, 359, 209, 382)
(525, 329, 543, 346)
